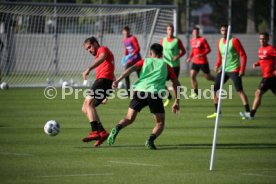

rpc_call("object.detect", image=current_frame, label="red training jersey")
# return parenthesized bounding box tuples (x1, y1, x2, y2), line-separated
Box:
(255, 45, 276, 78)
(135, 59, 177, 80)
(188, 36, 211, 64)
(216, 37, 247, 73)
(95, 46, 115, 81)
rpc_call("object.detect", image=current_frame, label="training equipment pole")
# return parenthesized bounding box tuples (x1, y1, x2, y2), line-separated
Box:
(209, 25, 231, 171)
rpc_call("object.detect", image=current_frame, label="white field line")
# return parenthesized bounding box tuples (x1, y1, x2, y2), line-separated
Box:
(0, 151, 33, 156)
(108, 160, 162, 167)
(239, 168, 276, 172)
(37, 173, 113, 178)
(241, 173, 276, 178)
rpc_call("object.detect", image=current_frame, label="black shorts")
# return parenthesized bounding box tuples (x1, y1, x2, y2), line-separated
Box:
(125, 58, 141, 77)
(214, 72, 243, 92)
(258, 77, 276, 94)
(167, 66, 180, 80)
(129, 91, 165, 114)
(89, 78, 113, 107)
(191, 63, 210, 74)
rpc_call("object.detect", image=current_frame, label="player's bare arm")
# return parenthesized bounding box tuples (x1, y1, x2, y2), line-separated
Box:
(214, 41, 222, 73)
(253, 62, 260, 69)
(82, 53, 107, 80)
(213, 65, 219, 73)
(170, 78, 181, 114)
(112, 65, 139, 88)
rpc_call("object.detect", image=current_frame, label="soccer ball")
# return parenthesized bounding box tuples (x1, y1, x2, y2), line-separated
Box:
(44, 120, 60, 136)
(118, 81, 126, 89)
(62, 81, 70, 88)
(0, 82, 9, 90)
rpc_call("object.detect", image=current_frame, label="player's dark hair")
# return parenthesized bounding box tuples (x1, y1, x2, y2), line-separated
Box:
(150, 43, 163, 57)
(259, 32, 269, 40)
(167, 23, 174, 30)
(192, 26, 200, 32)
(220, 24, 228, 29)
(123, 26, 130, 32)
(84, 36, 100, 47)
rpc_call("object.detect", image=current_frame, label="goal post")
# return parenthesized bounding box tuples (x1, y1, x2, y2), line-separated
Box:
(0, 2, 178, 87)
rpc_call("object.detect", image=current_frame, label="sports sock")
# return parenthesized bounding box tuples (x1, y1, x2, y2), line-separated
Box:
(215, 104, 218, 111)
(250, 109, 256, 117)
(148, 134, 157, 142)
(194, 88, 198, 95)
(244, 104, 250, 112)
(168, 92, 172, 100)
(214, 104, 221, 114)
(115, 124, 123, 132)
(90, 121, 98, 132)
(97, 122, 105, 132)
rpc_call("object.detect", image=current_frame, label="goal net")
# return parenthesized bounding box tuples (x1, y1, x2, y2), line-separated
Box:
(0, 3, 177, 87)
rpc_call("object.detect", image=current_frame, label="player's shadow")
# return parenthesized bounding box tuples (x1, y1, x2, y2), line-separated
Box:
(0, 125, 11, 128)
(157, 143, 276, 150)
(77, 144, 146, 149)
(77, 143, 276, 150)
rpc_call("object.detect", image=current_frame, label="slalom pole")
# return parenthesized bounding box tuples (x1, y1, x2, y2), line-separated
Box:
(210, 25, 231, 171)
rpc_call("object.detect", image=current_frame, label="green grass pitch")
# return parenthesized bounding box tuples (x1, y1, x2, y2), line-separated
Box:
(0, 76, 276, 184)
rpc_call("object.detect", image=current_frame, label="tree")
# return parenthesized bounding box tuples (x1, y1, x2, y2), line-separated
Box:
(246, 0, 255, 33)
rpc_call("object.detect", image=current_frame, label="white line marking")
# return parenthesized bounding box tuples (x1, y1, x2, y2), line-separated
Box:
(37, 173, 113, 178)
(0, 151, 32, 156)
(239, 168, 276, 172)
(241, 173, 276, 178)
(109, 161, 162, 167)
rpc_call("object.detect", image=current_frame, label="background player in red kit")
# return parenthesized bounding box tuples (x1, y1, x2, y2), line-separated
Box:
(186, 27, 215, 98)
(122, 26, 141, 96)
(240, 32, 276, 120)
(81, 37, 115, 147)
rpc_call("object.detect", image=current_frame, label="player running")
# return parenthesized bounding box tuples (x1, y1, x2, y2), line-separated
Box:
(81, 37, 115, 147)
(186, 27, 215, 98)
(160, 24, 186, 106)
(108, 43, 181, 150)
(240, 32, 276, 120)
(207, 24, 250, 119)
(122, 26, 141, 96)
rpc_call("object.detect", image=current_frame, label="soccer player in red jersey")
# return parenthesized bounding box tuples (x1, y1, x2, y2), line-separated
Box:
(240, 32, 276, 120)
(160, 24, 186, 106)
(186, 27, 215, 98)
(207, 24, 250, 119)
(122, 26, 141, 96)
(81, 37, 115, 147)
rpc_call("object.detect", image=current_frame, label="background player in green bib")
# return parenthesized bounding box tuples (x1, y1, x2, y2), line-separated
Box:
(108, 43, 181, 149)
(207, 24, 250, 119)
(160, 24, 186, 106)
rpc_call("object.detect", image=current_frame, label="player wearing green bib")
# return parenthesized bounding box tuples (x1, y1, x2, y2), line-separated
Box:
(108, 43, 181, 149)
(207, 24, 250, 119)
(160, 24, 186, 107)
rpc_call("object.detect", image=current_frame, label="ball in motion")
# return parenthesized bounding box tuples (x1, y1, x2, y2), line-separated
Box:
(44, 120, 60, 136)
(0, 82, 9, 90)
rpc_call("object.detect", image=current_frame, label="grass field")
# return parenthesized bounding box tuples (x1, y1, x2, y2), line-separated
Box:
(0, 76, 276, 184)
